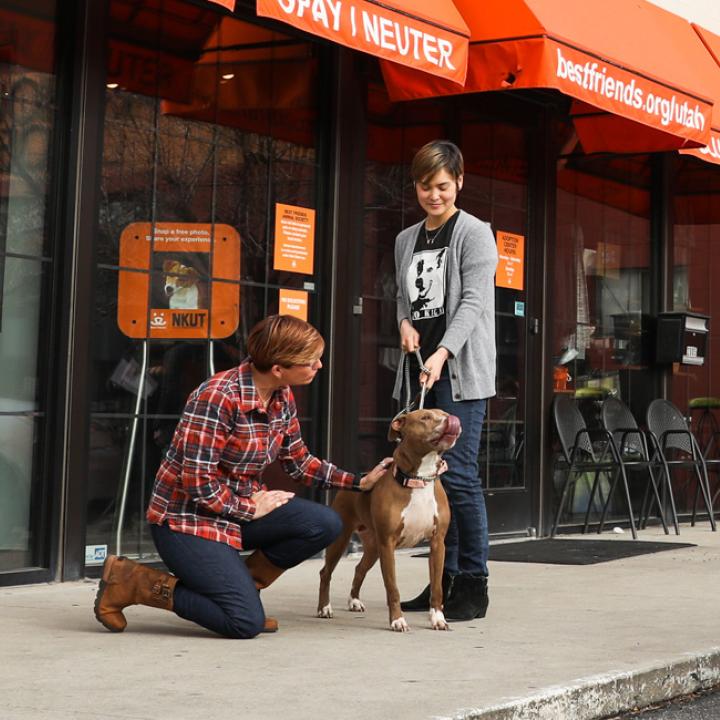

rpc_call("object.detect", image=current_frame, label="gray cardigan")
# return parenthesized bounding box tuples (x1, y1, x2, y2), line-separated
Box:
(393, 210, 498, 402)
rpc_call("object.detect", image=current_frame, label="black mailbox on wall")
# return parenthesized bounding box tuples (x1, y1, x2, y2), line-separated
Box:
(656, 311, 710, 365)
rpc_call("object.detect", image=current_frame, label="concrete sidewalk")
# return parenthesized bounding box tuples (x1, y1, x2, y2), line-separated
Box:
(2, 526, 720, 720)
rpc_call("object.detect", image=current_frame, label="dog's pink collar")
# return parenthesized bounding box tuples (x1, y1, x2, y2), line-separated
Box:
(393, 465, 436, 489)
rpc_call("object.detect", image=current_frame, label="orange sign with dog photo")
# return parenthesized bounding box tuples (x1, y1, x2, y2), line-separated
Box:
(117, 222, 241, 339)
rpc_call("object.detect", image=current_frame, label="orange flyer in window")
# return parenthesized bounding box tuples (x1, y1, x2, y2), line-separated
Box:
(273, 203, 315, 275)
(496, 231, 525, 291)
(279, 288, 309, 321)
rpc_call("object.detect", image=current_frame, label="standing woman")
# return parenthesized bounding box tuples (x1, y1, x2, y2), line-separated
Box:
(95, 315, 390, 639)
(394, 140, 498, 621)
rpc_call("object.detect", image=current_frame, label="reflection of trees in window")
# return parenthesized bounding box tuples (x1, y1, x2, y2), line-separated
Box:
(98, 89, 317, 281)
(0, 72, 54, 327)
(0, 74, 52, 198)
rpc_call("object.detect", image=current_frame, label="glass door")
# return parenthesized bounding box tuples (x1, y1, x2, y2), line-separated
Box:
(460, 113, 532, 535)
(357, 70, 535, 537)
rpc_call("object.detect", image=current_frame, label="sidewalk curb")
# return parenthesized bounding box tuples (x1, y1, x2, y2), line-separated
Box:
(434, 648, 720, 720)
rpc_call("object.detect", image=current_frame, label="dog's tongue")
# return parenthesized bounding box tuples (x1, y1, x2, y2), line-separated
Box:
(444, 414, 461, 438)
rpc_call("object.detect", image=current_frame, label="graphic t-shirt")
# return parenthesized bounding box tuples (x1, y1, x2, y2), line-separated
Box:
(405, 211, 459, 364)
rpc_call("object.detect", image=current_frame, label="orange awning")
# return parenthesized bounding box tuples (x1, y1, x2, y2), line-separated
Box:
(381, 0, 717, 153)
(0, 6, 56, 74)
(208, 0, 236, 9)
(161, 17, 319, 147)
(256, 0, 469, 86)
(680, 24, 720, 165)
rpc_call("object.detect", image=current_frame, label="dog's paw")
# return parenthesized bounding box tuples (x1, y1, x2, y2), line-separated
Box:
(347, 597, 365, 613)
(317, 604, 333, 619)
(390, 617, 410, 632)
(429, 608, 449, 631)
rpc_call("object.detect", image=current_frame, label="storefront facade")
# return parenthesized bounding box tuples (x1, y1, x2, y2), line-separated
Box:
(1, 0, 719, 586)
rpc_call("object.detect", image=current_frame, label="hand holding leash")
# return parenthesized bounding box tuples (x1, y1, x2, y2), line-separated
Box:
(399, 319, 420, 353)
(394, 348, 431, 426)
(418, 347, 449, 392)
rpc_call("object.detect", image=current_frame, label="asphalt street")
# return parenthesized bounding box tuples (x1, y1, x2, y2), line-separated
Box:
(612, 687, 720, 719)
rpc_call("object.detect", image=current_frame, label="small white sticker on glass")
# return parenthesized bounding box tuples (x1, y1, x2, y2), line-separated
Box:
(85, 544, 108, 564)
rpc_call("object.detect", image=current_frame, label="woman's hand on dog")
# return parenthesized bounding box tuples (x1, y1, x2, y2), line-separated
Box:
(252, 489, 295, 519)
(360, 457, 394, 491)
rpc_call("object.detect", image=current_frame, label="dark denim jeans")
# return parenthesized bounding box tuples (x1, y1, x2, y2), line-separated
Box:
(409, 373, 489, 577)
(150, 497, 343, 639)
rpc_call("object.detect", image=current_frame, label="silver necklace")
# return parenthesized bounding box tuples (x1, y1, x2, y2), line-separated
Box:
(424, 218, 448, 245)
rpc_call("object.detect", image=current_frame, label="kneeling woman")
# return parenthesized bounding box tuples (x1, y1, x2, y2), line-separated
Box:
(95, 315, 389, 639)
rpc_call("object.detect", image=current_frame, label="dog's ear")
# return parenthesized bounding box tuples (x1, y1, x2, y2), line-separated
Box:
(388, 415, 405, 442)
(163, 260, 175, 272)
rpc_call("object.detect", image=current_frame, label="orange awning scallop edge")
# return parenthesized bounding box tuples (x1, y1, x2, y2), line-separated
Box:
(256, 0, 469, 85)
(381, 0, 717, 153)
(681, 24, 720, 165)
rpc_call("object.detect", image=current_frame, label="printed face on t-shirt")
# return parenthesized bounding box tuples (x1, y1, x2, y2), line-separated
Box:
(408, 247, 447, 320)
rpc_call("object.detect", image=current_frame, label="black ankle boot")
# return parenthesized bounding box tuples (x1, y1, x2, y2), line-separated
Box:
(400, 572, 453, 612)
(443, 573, 488, 621)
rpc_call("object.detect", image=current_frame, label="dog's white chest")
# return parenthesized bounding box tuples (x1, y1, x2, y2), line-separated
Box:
(398, 483, 437, 549)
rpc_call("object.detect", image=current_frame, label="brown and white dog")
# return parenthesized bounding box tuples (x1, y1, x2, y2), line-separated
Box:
(317, 408, 461, 631)
(163, 259, 201, 310)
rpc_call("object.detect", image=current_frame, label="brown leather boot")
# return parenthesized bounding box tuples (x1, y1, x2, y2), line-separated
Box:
(94, 555, 178, 632)
(245, 550, 285, 632)
(245, 550, 285, 589)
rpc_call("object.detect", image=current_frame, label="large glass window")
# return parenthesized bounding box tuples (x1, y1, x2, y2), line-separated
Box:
(669, 154, 720, 515)
(553, 132, 654, 529)
(0, 0, 58, 572)
(85, 0, 323, 564)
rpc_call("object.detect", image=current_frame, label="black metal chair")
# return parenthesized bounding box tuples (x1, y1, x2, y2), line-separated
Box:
(701, 431, 720, 513)
(692, 406, 720, 513)
(551, 395, 638, 539)
(601, 397, 675, 535)
(646, 399, 717, 532)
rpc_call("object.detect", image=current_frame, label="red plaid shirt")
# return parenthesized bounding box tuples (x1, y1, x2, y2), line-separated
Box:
(147, 360, 359, 549)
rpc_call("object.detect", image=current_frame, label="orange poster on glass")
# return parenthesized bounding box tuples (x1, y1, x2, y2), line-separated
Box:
(273, 203, 315, 275)
(117, 222, 241, 339)
(496, 231, 525, 291)
(279, 288, 309, 321)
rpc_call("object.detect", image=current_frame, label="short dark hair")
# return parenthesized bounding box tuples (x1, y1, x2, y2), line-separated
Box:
(411, 140, 464, 184)
(247, 315, 324, 372)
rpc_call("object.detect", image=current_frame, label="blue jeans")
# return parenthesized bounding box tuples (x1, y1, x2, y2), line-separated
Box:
(150, 497, 343, 638)
(410, 373, 489, 577)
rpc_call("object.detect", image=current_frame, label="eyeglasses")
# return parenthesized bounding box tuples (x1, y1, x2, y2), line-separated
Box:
(289, 358, 322, 369)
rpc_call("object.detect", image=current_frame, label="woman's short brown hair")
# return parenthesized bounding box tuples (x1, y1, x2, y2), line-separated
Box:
(410, 140, 464, 184)
(247, 314, 324, 372)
